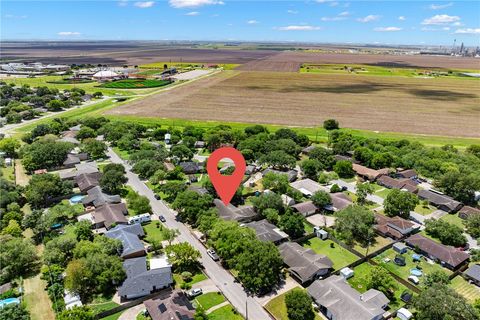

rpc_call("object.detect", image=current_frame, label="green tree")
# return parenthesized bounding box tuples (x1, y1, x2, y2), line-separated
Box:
(384, 189, 419, 219)
(424, 270, 450, 287)
(311, 190, 331, 209)
(251, 192, 284, 215)
(436, 171, 480, 205)
(367, 266, 397, 300)
(127, 193, 152, 214)
(0, 138, 20, 157)
(285, 289, 315, 320)
(465, 214, 480, 238)
(264, 208, 279, 224)
(279, 211, 305, 239)
(24, 173, 73, 208)
(0, 235, 39, 283)
(1, 220, 22, 237)
(334, 205, 375, 246)
(414, 284, 479, 320)
(172, 191, 212, 225)
(21, 138, 73, 172)
(262, 172, 289, 194)
(323, 119, 339, 130)
(259, 150, 296, 170)
(100, 169, 127, 194)
(165, 242, 201, 272)
(466, 145, 480, 158)
(57, 307, 94, 320)
(160, 181, 187, 202)
(0, 303, 30, 320)
(236, 240, 282, 294)
(425, 219, 467, 247)
(81, 138, 107, 159)
(132, 159, 164, 179)
(300, 159, 322, 180)
(333, 160, 354, 178)
(74, 220, 94, 241)
(356, 182, 374, 205)
(76, 127, 96, 141)
(46, 99, 66, 111)
(171, 144, 194, 161)
(162, 228, 180, 246)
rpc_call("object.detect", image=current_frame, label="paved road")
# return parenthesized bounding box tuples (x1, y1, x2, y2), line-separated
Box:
(107, 148, 271, 320)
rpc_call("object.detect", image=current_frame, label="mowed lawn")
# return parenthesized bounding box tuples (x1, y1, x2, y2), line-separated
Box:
(195, 292, 225, 311)
(353, 236, 393, 256)
(450, 276, 480, 302)
(373, 248, 452, 286)
(142, 222, 166, 243)
(347, 263, 408, 310)
(23, 274, 55, 320)
(207, 305, 243, 320)
(265, 289, 323, 320)
(302, 238, 359, 270)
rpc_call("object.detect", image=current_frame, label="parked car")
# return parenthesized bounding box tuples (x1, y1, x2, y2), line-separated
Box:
(408, 276, 420, 285)
(188, 288, 203, 298)
(154, 194, 161, 200)
(159, 215, 166, 222)
(207, 249, 220, 261)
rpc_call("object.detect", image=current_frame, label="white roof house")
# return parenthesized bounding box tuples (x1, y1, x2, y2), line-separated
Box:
(340, 267, 354, 279)
(397, 308, 413, 320)
(92, 70, 119, 80)
(64, 290, 82, 310)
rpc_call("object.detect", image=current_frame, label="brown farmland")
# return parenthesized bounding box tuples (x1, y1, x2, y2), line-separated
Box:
(107, 71, 480, 138)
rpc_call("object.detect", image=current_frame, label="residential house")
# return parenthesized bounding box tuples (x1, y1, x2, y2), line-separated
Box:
(405, 234, 469, 270)
(352, 164, 389, 182)
(194, 141, 205, 149)
(308, 275, 389, 320)
(292, 201, 318, 217)
(118, 256, 173, 300)
(0, 283, 12, 296)
(376, 175, 418, 193)
(82, 186, 121, 207)
(105, 224, 146, 259)
(396, 169, 418, 180)
(75, 172, 101, 193)
(325, 193, 353, 212)
(144, 289, 195, 320)
(301, 145, 316, 155)
(92, 202, 128, 229)
(179, 161, 200, 174)
(393, 242, 408, 254)
(464, 264, 480, 286)
(245, 219, 289, 244)
(281, 194, 295, 206)
(263, 168, 298, 182)
(290, 178, 325, 197)
(374, 214, 419, 240)
(417, 190, 462, 213)
(459, 206, 480, 220)
(213, 199, 259, 223)
(278, 242, 333, 284)
(58, 136, 80, 145)
(59, 161, 99, 180)
(62, 152, 89, 168)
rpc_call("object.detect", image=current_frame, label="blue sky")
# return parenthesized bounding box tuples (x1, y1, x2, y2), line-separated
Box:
(2, 1, 479, 45)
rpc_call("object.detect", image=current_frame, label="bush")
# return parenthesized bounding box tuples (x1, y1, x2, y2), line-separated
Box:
(323, 119, 339, 130)
(181, 271, 193, 282)
(330, 184, 342, 193)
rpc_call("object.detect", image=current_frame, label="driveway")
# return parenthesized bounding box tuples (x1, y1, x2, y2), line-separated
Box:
(192, 278, 218, 293)
(306, 214, 335, 228)
(118, 304, 145, 320)
(255, 276, 301, 306)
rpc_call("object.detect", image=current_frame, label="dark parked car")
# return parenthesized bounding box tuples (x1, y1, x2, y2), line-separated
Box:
(394, 255, 406, 266)
(159, 215, 166, 222)
(154, 194, 161, 200)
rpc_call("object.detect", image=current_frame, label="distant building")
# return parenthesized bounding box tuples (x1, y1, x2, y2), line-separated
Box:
(92, 70, 120, 81)
(352, 164, 389, 182)
(458, 206, 480, 220)
(291, 201, 318, 217)
(290, 178, 325, 197)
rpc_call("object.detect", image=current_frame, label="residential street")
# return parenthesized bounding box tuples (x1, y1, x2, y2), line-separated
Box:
(107, 148, 271, 320)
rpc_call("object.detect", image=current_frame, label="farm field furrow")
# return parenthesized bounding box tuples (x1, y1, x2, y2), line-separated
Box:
(107, 70, 480, 138)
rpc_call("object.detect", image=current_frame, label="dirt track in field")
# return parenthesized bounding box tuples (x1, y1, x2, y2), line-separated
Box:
(106, 71, 480, 137)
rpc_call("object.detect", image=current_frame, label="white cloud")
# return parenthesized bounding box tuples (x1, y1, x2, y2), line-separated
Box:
(442, 27, 450, 31)
(422, 14, 460, 25)
(247, 20, 259, 24)
(398, 16, 406, 21)
(287, 10, 298, 14)
(455, 28, 480, 34)
(169, 0, 224, 8)
(58, 31, 81, 36)
(339, 11, 350, 16)
(4, 14, 28, 19)
(277, 25, 321, 31)
(429, 2, 453, 10)
(321, 16, 346, 21)
(118, 0, 128, 6)
(316, 0, 338, 5)
(374, 26, 402, 32)
(357, 15, 380, 23)
(185, 11, 199, 15)
(452, 21, 462, 26)
(134, 1, 154, 8)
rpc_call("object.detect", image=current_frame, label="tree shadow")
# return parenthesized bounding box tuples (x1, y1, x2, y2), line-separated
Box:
(408, 89, 478, 101)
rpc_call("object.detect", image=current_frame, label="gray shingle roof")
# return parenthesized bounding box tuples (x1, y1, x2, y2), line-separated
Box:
(417, 190, 462, 212)
(75, 172, 101, 192)
(93, 203, 128, 229)
(214, 199, 258, 222)
(465, 264, 480, 282)
(105, 224, 145, 258)
(82, 186, 121, 207)
(278, 242, 333, 283)
(308, 275, 388, 320)
(290, 179, 324, 196)
(245, 219, 289, 243)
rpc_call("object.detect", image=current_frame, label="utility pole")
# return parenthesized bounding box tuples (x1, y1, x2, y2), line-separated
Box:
(245, 293, 249, 320)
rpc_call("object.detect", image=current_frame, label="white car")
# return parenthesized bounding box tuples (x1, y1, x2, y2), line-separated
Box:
(188, 288, 203, 298)
(408, 275, 420, 285)
(207, 249, 220, 261)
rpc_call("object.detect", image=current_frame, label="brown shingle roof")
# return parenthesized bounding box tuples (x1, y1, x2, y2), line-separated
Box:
(75, 172, 101, 193)
(405, 234, 469, 269)
(93, 202, 128, 229)
(352, 164, 389, 181)
(374, 214, 416, 240)
(459, 206, 480, 220)
(144, 290, 195, 320)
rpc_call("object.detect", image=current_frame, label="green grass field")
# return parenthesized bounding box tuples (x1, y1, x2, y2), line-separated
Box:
(302, 238, 360, 270)
(1, 165, 15, 182)
(207, 305, 243, 320)
(99, 79, 171, 89)
(450, 276, 480, 302)
(300, 64, 480, 80)
(89, 301, 120, 315)
(373, 248, 452, 286)
(265, 288, 322, 320)
(347, 262, 408, 310)
(414, 203, 437, 215)
(142, 222, 166, 243)
(352, 235, 392, 256)
(195, 292, 225, 311)
(173, 269, 207, 288)
(440, 213, 465, 229)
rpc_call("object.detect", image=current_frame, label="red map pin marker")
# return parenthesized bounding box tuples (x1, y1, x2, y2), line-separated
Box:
(206, 147, 246, 206)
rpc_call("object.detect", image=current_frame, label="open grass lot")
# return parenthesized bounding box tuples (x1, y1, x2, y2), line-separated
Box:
(300, 63, 480, 80)
(173, 269, 208, 288)
(347, 262, 408, 310)
(89, 301, 120, 315)
(352, 235, 392, 256)
(375, 187, 392, 199)
(302, 238, 360, 270)
(195, 292, 225, 310)
(265, 288, 322, 320)
(142, 221, 166, 243)
(440, 213, 465, 229)
(450, 276, 480, 302)
(207, 305, 243, 320)
(1, 165, 15, 182)
(106, 70, 480, 138)
(23, 274, 55, 320)
(414, 203, 437, 215)
(373, 248, 452, 286)
(99, 311, 123, 320)
(99, 79, 171, 89)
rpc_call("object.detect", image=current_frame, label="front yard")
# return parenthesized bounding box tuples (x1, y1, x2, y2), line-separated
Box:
(173, 269, 208, 288)
(347, 262, 408, 310)
(195, 292, 225, 310)
(143, 221, 166, 243)
(440, 213, 465, 229)
(450, 276, 480, 302)
(414, 203, 437, 215)
(302, 238, 359, 270)
(373, 248, 452, 287)
(265, 289, 322, 320)
(207, 305, 243, 320)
